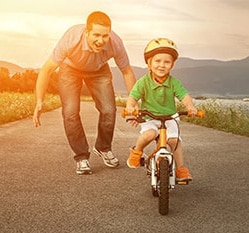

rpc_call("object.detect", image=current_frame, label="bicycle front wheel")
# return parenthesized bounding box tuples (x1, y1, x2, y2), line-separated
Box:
(158, 158, 170, 215)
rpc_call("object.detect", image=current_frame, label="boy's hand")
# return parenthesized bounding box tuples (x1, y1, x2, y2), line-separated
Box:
(124, 107, 139, 127)
(187, 106, 198, 116)
(127, 118, 138, 127)
(125, 107, 136, 115)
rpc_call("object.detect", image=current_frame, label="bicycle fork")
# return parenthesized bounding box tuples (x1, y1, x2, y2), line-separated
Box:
(150, 148, 176, 190)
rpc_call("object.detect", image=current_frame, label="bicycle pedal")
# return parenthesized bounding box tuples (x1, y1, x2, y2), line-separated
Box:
(176, 180, 189, 185)
(146, 171, 151, 176)
(140, 157, 145, 166)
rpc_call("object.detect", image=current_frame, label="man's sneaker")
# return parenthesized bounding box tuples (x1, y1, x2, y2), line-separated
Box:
(127, 148, 143, 168)
(76, 159, 92, 175)
(176, 166, 193, 181)
(93, 147, 119, 168)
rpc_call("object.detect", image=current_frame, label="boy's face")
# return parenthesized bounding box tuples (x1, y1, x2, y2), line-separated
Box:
(148, 53, 175, 79)
(85, 23, 111, 53)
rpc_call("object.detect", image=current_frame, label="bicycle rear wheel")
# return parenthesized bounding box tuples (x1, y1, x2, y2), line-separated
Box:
(158, 158, 170, 215)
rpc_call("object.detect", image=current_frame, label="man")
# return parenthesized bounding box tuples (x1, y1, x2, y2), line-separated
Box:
(33, 11, 136, 175)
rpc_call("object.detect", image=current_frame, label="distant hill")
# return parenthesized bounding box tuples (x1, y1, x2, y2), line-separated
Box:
(0, 60, 25, 74)
(111, 56, 249, 98)
(172, 57, 249, 98)
(1, 57, 249, 98)
(0, 61, 39, 74)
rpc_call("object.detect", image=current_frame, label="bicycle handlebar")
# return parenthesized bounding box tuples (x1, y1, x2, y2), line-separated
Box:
(121, 109, 205, 122)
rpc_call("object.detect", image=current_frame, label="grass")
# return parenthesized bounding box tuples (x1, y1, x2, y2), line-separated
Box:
(117, 97, 249, 137)
(0, 92, 61, 125)
(178, 99, 249, 137)
(1, 92, 249, 137)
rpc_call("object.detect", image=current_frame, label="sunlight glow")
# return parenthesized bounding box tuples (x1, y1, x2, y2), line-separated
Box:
(0, 0, 248, 68)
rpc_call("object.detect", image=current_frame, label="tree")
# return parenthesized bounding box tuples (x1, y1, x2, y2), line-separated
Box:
(0, 67, 11, 91)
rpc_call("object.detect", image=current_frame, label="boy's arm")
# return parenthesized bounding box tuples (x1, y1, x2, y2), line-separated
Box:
(126, 96, 138, 113)
(181, 94, 197, 115)
(125, 96, 139, 127)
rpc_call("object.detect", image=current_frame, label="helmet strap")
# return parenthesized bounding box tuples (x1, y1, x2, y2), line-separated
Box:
(151, 72, 168, 84)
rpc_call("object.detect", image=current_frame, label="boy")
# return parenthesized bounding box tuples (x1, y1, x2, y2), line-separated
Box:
(125, 38, 197, 181)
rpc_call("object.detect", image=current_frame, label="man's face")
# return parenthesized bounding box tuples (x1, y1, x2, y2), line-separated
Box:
(85, 23, 111, 53)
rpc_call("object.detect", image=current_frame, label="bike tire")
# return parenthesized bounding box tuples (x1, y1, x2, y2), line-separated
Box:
(158, 159, 170, 215)
(152, 187, 159, 197)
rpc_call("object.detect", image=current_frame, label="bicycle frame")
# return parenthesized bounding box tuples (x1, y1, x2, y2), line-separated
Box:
(146, 119, 177, 190)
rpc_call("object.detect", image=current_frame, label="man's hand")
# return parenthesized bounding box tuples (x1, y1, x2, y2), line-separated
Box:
(33, 102, 43, 127)
(32, 58, 59, 127)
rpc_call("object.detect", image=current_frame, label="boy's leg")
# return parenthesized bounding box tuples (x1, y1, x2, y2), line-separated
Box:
(135, 129, 157, 151)
(169, 139, 184, 168)
(168, 139, 192, 181)
(166, 120, 192, 181)
(127, 124, 157, 168)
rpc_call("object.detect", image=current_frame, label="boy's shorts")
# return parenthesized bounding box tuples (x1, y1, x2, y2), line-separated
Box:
(140, 116, 181, 140)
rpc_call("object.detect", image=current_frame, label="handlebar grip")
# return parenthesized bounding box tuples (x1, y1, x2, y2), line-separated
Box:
(179, 110, 205, 118)
(121, 108, 127, 118)
(121, 108, 139, 118)
(196, 110, 205, 118)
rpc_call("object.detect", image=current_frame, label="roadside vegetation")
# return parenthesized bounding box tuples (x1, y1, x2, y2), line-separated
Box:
(116, 96, 249, 137)
(178, 99, 249, 137)
(0, 92, 248, 137)
(0, 92, 61, 125)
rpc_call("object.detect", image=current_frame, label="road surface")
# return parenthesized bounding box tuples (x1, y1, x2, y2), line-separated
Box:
(0, 102, 248, 233)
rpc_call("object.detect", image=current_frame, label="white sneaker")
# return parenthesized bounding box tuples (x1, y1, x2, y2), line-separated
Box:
(93, 147, 119, 168)
(76, 159, 92, 175)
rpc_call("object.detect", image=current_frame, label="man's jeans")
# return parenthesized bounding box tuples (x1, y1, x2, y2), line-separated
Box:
(58, 64, 116, 161)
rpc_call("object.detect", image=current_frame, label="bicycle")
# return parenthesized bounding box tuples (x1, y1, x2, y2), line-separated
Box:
(122, 109, 204, 215)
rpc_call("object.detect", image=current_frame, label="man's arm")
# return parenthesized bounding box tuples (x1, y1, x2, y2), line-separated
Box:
(33, 58, 59, 127)
(120, 65, 136, 93)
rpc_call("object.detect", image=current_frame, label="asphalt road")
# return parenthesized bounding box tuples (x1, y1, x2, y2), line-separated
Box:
(0, 102, 248, 233)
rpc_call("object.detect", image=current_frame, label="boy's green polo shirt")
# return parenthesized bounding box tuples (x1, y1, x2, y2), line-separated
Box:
(129, 73, 188, 116)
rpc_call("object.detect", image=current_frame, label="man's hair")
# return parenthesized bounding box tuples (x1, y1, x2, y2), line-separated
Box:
(86, 11, 112, 31)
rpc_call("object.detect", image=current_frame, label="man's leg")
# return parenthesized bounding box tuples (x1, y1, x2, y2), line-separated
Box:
(84, 70, 116, 152)
(59, 66, 90, 161)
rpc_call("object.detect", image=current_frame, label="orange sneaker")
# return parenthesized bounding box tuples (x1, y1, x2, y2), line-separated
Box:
(176, 166, 193, 181)
(127, 148, 143, 168)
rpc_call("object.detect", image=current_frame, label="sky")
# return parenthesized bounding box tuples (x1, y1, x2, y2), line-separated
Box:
(0, 0, 248, 68)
